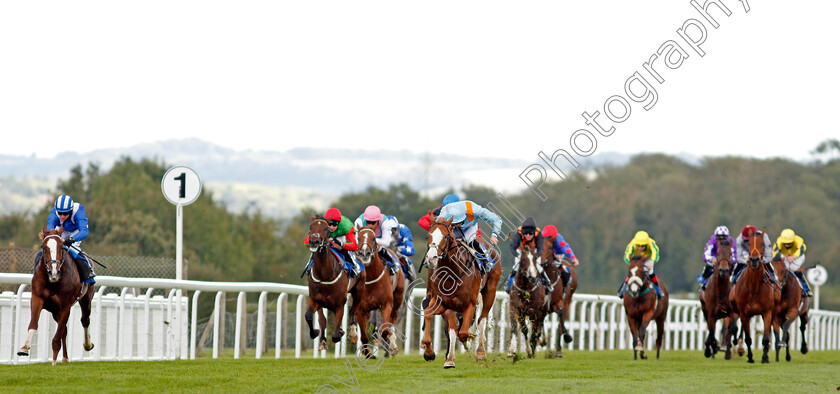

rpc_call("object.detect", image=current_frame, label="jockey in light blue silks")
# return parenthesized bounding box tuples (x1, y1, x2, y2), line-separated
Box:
(435, 196, 502, 274)
(36, 195, 96, 284)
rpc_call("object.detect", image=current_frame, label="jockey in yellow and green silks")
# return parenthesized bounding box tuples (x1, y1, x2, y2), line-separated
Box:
(618, 231, 663, 299)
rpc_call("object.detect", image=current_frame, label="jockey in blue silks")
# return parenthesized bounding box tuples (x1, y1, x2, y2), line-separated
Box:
(393, 223, 417, 281)
(36, 195, 96, 284)
(435, 197, 502, 273)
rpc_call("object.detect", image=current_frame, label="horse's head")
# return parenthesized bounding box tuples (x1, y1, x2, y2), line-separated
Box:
(747, 228, 766, 268)
(715, 239, 732, 279)
(626, 255, 651, 298)
(40, 225, 66, 283)
(356, 225, 378, 266)
(308, 215, 330, 252)
(517, 246, 539, 284)
(771, 254, 789, 287)
(541, 235, 556, 266)
(426, 217, 454, 269)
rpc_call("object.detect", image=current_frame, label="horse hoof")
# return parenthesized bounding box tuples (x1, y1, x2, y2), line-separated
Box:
(319, 340, 327, 351)
(444, 361, 455, 369)
(84, 343, 94, 352)
(725, 351, 732, 360)
(563, 334, 573, 344)
(786, 354, 791, 362)
(747, 359, 754, 364)
(704, 348, 712, 358)
(555, 352, 563, 358)
(640, 352, 647, 360)
(424, 353, 436, 362)
(17, 351, 29, 357)
(761, 358, 769, 364)
(506, 351, 515, 358)
(801, 344, 808, 354)
(475, 351, 486, 361)
(310, 329, 320, 339)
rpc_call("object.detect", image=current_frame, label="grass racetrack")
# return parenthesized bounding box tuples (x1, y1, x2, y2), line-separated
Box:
(2, 350, 839, 393)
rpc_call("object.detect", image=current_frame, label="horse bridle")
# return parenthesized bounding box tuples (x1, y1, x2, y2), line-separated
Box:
(42, 234, 65, 271)
(513, 248, 540, 293)
(308, 219, 342, 284)
(427, 222, 458, 261)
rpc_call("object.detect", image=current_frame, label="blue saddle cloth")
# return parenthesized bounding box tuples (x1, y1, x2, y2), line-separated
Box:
(308, 248, 363, 276)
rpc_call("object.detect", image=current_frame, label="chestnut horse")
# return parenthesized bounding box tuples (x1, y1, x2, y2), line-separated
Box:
(771, 257, 802, 362)
(421, 217, 501, 368)
(540, 235, 578, 358)
(506, 246, 548, 358)
(699, 239, 736, 359)
(729, 228, 780, 363)
(350, 225, 405, 358)
(305, 216, 364, 352)
(623, 256, 669, 360)
(18, 226, 95, 365)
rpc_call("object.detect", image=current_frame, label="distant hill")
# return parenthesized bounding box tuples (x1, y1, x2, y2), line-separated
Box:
(0, 138, 700, 217)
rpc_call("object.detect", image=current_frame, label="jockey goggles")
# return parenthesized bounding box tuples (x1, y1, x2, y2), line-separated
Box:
(522, 229, 535, 235)
(328, 220, 340, 226)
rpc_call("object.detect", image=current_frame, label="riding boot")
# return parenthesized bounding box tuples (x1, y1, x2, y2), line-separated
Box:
(560, 269, 571, 289)
(698, 264, 714, 289)
(379, 248, 397, 275)
(301, 253, 314, 278)
(617, 280, 628, 299)
(649, 273, 663, 299)
(731, 262, 744, 284)
(75, 256, 95, 284)
(401, 258, 415, 281)
(764, 262, 778, 285)
(794, 271, 813, 297)
(505, 276, 514, 294)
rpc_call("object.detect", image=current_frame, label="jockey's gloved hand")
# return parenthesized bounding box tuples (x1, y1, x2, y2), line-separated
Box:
(64, 238, 75, 248)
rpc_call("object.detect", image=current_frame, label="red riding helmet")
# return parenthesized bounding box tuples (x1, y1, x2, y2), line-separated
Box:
(542, 225, 558, 238)
(741, 225, 757, 240)
(325, 208, 342, 222)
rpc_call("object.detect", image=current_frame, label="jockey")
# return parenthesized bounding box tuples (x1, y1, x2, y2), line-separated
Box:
(618, 231, 663, 299)
(732, 225, 775, 285)
(302, 208, 362, 278)
(542, 224, 579, 291)
(393, 223, 416, 281)
(354, 205, 405, 277)
(35, 195, 95, 285)
(697, 226, 737, 290)
(436, 199, 501, 273)
(505, 218, 553, 293)
(773, 228, 812, 297)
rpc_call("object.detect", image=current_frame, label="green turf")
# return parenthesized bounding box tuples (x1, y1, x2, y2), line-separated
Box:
(2, 350, 839, 393)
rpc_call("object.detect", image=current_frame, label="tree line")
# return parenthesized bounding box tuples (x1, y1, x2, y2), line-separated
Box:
(1, 147, 838, 310)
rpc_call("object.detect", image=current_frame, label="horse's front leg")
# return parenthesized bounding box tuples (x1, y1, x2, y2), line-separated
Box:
(458, 303, 477, 344)
(316, 308, 328, 351)
(741, 316, 754, 363)
(332, 303, 346, 344)
(18, 295, 45, 357)
(507, 306, 519, 357)
(356, 308, 375, 359)
(530, 318, 544, 359)
(761, 311, 773, 364)
(304, 298, 320, 340)
(379, 303, 395, 356)
(443, 311, 459, 368)
(704, 314, 717, 358)
(625, 313, 640, 360)
(421, 295, 441, 362)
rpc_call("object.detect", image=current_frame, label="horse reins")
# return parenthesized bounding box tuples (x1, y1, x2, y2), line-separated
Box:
(308, 219, 343, 285)
(358, 228, 388, 285)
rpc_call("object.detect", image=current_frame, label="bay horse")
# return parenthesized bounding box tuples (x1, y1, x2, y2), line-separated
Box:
(305, 216, 364, 352)
(729, 228, 780, 363)
(771, 257, 802, 362)
(421, 216, 502, 368)
(506, 246, 548, 358)
(699, 239, 736, 359)
(18, 226, 95, 365)
(349, 225, 405, 358)
(540, 235, 577, 358)
(622, 255, 669, 360)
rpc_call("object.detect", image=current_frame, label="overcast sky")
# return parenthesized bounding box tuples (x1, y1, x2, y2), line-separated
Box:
(1, 1, 837, 163)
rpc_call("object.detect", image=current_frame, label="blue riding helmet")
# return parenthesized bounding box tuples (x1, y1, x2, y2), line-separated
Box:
(442, 193, 460, 207)
(55, 195, 74, 213)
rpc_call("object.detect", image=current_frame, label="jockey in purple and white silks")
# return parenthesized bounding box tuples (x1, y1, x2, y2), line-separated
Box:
(697, 226, 737, 290)
(36, 195, 95, 284)
(434, 199, 501, 273)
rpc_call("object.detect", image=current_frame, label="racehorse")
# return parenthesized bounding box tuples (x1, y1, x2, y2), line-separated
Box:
(506, 246, 548, 358)
(305, 216, 364, 352)
(18, 226, 95, 365)
(541, 235, 578, 358)
(699, 239, 736, 359)
(771, 257, 802, 362)
(349, 225, 405, 358)
(729, 228, 779, 363)
(421, 216, 502, 368)
(622, 255, 669, 360)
